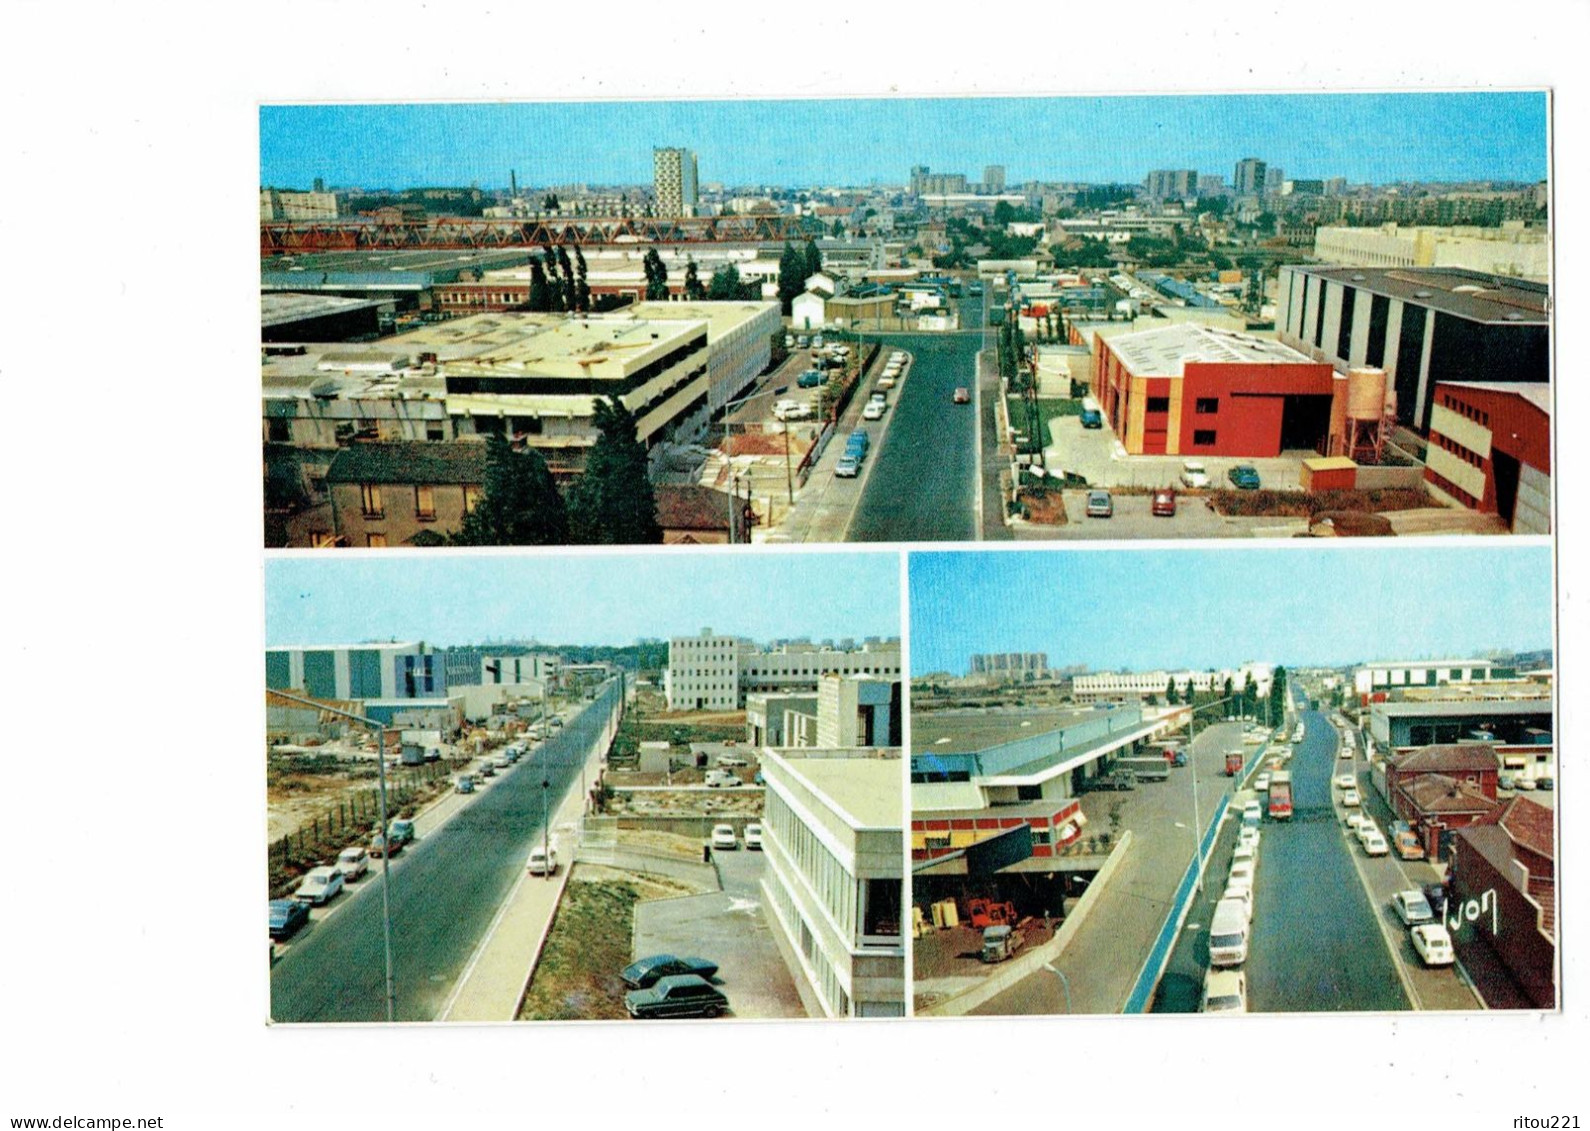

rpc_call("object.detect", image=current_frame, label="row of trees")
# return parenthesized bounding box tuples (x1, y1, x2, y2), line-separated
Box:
(451, 396, 661, 546)
(683, 258, 758, 301)
(776, 239, 824, 313)
(1158, 665, 1289, 729)
(522, 245, 591, 313)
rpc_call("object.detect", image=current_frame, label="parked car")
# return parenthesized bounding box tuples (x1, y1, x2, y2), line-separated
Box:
(716, 753, 748, 768)
(455, 774, 476, 793)
(1227, 465, 1262, 490)
(334, 846, 370, 881)
(1342, 788, 1361, 807)
(1392, 889, 1436, 926)
(1228, 859, 1256, 892)
(862, 400, 885, 420)
(620, 954, 720, 990)
(704, 769, 739, 788)
(711, 824, 738, 851)
(1151, 488, 1177, 516)
(1180, 460, 1210, 489)
(797, 369, 823, 388)
(1539, 776, 1554, 791)
(1242, 800, 1263, 823)
(1335, 774, 1356, 789)
(369, 832, 401, 859)
(1410, 923, 1455, 966)
(526, 846, 558, 876)
(1238, 826, 1261, 851)
(1085, 490, 1113, 518)
(492, 753, 512, 769)
(1232, 842, 1258, 869)
(1514, 776, 1538, 791)
(953, 387, 971, 404)
(387, 819, 415, 848)
(1220, 883, 1254, 922)
(1498, 771, 1516, 790)
(268, 899, 311, 941)
(477, 761, 497, 778)
(834, 455, 860, 478)
(1080, 408, 1104, 429)
(294, 866, 345, 906)
(624, 974, 729, 1019)
(1202, 968, 1247, 1014)
(744, 823, 764, 850)
(1421, 882, 1448, 915)
(1361, 830, 1390, 856)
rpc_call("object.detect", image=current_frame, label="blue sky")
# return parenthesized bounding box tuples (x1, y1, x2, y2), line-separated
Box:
(265, 551, 900, 648)
(908, 545, 1553, 675)
(259, 92, 1547, 191)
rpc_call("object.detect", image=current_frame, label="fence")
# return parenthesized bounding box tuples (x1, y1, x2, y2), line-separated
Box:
(268, 760, 452, 883)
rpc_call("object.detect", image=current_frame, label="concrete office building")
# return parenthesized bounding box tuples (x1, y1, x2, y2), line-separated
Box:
(759, 749, 904, 1017)
(265, 642, 442, 701)
(1144, 169, 1198, 200)
(1233, 158, 1267, 196)
(1275, 265, 1549, 430)
(1353, 659, 1513, 700)
(816, 675, 901, 749)
(746, 692, 820, 748)
(653, 147, 699, 217)
(1424, 382, 1551, 534)
(666, 630, 902, 712)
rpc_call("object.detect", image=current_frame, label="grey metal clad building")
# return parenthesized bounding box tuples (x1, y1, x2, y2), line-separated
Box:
(1276, 266, 1549, 430)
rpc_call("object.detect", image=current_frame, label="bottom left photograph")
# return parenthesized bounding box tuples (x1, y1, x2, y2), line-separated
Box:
(264, 550, 905, 1023)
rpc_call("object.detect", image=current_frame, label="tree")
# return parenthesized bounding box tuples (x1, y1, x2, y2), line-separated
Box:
(450, 433, 568, 546)
(567, 397, 662, 544)
(1268, 667, 1288, 727)
(557, 246, 577, 311)
(776, 241, 805, 314)
(684, 258, 706, 301)
(573, 246, 590, 312)
(642, 248, 670, 301)
(707, 263, 750, 301)
(803, 239, 823, 283)
(1243, 672, 1259, 719)
(1165, 678, 1180, 706)
(1222, 676, 1236, 719)
(831, 219, 845, 238)
(527, 258, 553, 312)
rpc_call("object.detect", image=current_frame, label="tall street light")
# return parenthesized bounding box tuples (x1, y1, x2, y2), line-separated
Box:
(541, 777, 552, 882)
(1183, 693, 1237, 896)
(268, 689, 398, 1022)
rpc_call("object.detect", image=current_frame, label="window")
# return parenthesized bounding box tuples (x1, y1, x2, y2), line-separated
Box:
(268, 417, 291, 443)
(415, 485, 436, 521)
(1193, 429, 1217, 446)
(463, 485, 482, 513)
(366, 533, 387, 548)
(360, 484, 383, 518)
(426, 424, 445, 442)
(1145, 396, 1170, 413)
(1196, 397, 1219, 414)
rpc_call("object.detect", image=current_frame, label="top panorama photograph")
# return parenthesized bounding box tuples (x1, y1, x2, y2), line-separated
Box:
(260, 93, 1551, 548)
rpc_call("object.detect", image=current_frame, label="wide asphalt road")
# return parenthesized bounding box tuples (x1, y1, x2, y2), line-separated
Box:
(848, 297, 984, 543)
(270, 680, 623, 1023)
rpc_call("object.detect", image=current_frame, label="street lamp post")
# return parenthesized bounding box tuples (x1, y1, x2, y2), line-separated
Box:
(268, 689, 397, 1022)
(541, 778, 551, 881)
(1185, 694, 1238, 896)
(1042, 962, 1073, 1014)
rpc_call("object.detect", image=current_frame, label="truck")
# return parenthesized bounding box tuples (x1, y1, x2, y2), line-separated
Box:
(1267, 771, 1293, 820)
(1117, 756, 1170, 782)
(980, 924, 1024, 963)
(966, 897, 1019, 929)
(1225, 752, 1245, 777)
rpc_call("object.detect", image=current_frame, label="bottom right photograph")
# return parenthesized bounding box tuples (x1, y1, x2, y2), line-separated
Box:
(907, 542, 1556, 1017)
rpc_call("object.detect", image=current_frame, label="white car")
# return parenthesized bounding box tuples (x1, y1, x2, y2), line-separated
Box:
(1228, 859, 1256, 891)
(1361, 831, 1390, 856)
(1220, 884, 1254, 922)
(704, 769, 739, 788)
(1411, 923, 1455, 966)
(862, 401, 885, 420)
(334, 846, 370, 881)
(1342, 788, 1362, 807)
(834, 456, 860, 478)
(1254, 773, 1271, 792)
(1180, 460, 1211, 489)
(294, 866, 345, 906)
(1392, 890, 1436, 926)
(773, 399, 811, 422)
(1514, 776, 1538, 791)
(715, 753, 748, 768)
(526, 845, 558, 875)
(492, 753, 512, 769)
(1232, 842, 1259, 869)
(744, 823, 764, 850)
(1335, 774, 1356, 790)
(710, 824, 738, 851)
(1238, 826, 1261, 851)
(1202, 968, 1247, 1014)
(1242, 801, 1263, 823)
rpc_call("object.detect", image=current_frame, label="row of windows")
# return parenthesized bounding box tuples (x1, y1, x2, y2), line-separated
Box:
(1432, 432, 1487, 470)
(1441, 395, 1492, 428)
(765, 791, 858, 940)
(1427, 470, 1480, 509)
(358, 483, 480, 520)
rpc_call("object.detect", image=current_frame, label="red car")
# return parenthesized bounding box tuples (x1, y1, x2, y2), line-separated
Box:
(1152, 488, 1177, 516)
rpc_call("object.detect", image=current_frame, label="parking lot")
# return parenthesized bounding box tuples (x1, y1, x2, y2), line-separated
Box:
(631, 842, 806, 1019)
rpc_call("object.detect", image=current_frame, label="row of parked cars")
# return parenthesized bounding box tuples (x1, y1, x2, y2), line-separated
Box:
(834, 427, 871, 478)
(1203, 808, 1264, 1012)
(622, 954, 728, 1019)
(456, 739, 529, 793)
(710, 822, 762, 851)
(269, 818, 418, 941)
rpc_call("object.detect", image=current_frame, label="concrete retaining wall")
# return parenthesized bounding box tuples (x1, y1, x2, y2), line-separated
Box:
(1355, 465, 1427, 492)
(919, 830, 1134, 1018)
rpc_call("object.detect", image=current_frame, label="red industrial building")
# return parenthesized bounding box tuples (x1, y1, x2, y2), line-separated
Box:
(1382, 743, 1501, 859)
(1091, 324, 1345, 456)
(1450, 796, 1555, 1008)
(1424, 381, 1552, 534)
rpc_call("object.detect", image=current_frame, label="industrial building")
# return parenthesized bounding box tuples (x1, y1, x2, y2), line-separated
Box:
(1423, 381, 1551, 534)
(265, 642, 443, 701)
(1353, 658, 1515, 699)
(260, 249, 532, 312)
(759, 749, 905, 1017)
(1449, 797, 1555, 1009)
(1364, 694, 1553, 782)
(262, 293, 385, 342)
(665, 629, 902, 712)
(1275, 266, 1549, 430)
(1073, 663, 1274, 702)
(1312, 223, 1549, 281)
(969, 652, 1049, 680)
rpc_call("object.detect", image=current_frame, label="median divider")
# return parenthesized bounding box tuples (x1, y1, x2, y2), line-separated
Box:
(919, 830, 1133, 1018)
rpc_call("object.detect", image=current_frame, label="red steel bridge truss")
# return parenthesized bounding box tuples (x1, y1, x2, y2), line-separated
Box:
(260, 213, 812, 255)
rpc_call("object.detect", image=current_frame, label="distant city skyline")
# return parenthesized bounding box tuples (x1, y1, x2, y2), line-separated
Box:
(265, 552, 901, 648)
(909, 545, 1553, 676)
(259, 92, 1548, 193)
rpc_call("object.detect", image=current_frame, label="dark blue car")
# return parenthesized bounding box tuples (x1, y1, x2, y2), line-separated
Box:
(621, 954, 720, 990)
(268, 899, 311, 941)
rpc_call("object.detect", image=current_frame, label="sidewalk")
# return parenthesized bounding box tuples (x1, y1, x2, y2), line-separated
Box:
(438, 738, 608, 1022)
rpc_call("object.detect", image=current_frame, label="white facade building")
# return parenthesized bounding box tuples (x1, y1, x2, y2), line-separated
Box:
(653, 147, 699, 218)
(666, 630, 902, 711)
(1072, 664, 1274, 702)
